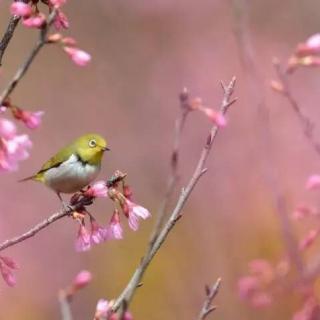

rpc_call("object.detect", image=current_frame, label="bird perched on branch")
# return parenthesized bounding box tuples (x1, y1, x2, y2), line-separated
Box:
(20, 133, 109, 203)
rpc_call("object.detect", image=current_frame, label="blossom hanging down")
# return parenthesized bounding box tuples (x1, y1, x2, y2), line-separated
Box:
(0, 255, 18, 287)
(71, 173, 151, 252)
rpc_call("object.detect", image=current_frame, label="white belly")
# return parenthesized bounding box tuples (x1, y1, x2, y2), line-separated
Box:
(44, 154, 100, 193)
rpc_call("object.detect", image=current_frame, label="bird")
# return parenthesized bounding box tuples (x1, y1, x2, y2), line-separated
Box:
(20, 133, 109, 204)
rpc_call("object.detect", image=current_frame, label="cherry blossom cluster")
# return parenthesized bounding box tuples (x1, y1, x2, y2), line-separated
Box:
(9, 0, 91, 67)
(72, 171, 151, 252)
(238, 174, 320, 319)
(286, 33, 320, 73)
(237, 258, 289, 308)
(180, 88, 227, 127)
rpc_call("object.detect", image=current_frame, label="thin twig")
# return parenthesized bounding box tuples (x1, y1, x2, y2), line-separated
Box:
(230, 0, 304, 276)
(111, 77, 237, 312)
(149, 97, 190, 247)
(273, 59, 320, 155)
(197, 278, 221, 320)
(0, 8, 57, 107)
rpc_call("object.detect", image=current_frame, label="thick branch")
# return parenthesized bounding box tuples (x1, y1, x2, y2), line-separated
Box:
(0, 8, 57, 107)
(111, 77, 237, 312)
(197, 278, 221, 320)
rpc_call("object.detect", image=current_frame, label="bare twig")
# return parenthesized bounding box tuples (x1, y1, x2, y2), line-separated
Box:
(149, 93, 190, 247)
(111, 77, 237, 312)
(197, 278, 221, 320)
(272, 59, 320, 155)
(0, 8, 57, 107)
(230, 0, 304, 276)
(59, 290, 73, 320)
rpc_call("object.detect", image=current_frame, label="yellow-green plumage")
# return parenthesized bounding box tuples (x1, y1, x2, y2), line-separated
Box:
(22, 133, 109, 195)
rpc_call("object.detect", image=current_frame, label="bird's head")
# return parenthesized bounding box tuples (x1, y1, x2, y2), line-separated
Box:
(75, 133, 109, 165)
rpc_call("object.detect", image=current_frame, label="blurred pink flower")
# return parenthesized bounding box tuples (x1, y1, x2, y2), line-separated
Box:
(54, 10, 69, 30)
(90, 219, 107, 245)
(0, 255, 18, 287)
(85, 181, 108, 198)
(306, 175, 320, 190)
(0, 119, 32, 172)
(75, 224, 91, 252)
(248, 259, 274, 283)
(293, 297, 320, 320)
(251, 291, 273, 308)
(64, 47, 91, 66)
(299, 229, 320, 251)
(106, 210, 123, 240)
(22, 14, 46, 28)
(73, 270, 92, 290)
(296, 34, 320, 58)
(125, 199, 151, 231)
(237, 276, 259, 299)
(10, 2, 32, 18)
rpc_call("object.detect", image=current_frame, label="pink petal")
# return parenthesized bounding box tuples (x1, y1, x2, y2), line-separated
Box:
(73, 270, 92, 289)
(306, 175, 320, 190)
(10, 2, 32, 18)
(0, 118, 16, 139)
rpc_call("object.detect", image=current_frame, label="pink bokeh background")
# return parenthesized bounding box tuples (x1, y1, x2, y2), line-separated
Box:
(1, 0, 320, 318)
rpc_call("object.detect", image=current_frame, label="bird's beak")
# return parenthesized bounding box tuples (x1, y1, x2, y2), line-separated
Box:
(101, 146, 110, 152)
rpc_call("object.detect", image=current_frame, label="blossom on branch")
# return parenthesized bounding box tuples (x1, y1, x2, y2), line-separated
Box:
(10, 2, 32, 18)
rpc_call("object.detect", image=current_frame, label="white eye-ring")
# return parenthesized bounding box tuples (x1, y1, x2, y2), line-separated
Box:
(88, 139, 97, 148)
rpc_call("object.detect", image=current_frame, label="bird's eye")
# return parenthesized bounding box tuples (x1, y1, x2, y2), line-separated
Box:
(88, 139, 97, 148)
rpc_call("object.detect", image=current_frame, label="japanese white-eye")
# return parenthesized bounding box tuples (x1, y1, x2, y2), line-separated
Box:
(21, 133, 109, 201)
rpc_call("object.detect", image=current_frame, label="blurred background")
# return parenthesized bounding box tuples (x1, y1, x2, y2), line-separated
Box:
(1, 0, 320, 319)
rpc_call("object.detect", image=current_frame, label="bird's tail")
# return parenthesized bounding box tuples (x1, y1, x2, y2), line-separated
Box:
(18, 175, 36, 182)
(18, 172, 44, 183)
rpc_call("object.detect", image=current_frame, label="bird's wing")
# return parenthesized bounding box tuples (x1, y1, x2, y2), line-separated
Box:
(37, 145, 75, 174)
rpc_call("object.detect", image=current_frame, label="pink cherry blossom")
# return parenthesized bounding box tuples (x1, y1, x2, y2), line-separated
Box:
(85, 181, 108, 198)
(201, 108, 227, 127)
(73, 270, 92, 290)
(106, 210, 123, 240)
(292, 204, 317, 220)
(94, 299, 112, 319)
(306, 174, 320, 190)
(22, 14, 46, 29)
(0, 118, 16, 139)
(75, 224, 91, 252)
(10, 2, 32, 18)
(20, 110, 44, 129)
(54, 10, 69, 30)
(125, 199, 151, 231)
(306, 34, 320, 49)
(90, 219, 107, 245)
(64, 47, 91, 67)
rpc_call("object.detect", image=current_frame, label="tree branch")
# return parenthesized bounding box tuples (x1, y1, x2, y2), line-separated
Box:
(111, 77, 237, 313)
(149, 93, 190, 247)
(0, 8, 57, 107)
(197, 278, 221, 320)
(272, 59, 320, 155)
(0, 15, 21, 66)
